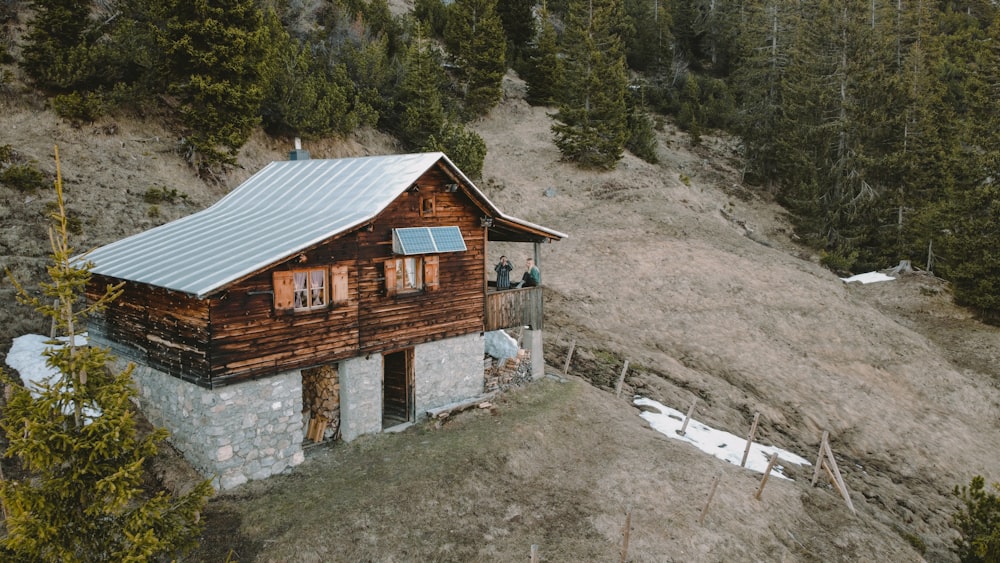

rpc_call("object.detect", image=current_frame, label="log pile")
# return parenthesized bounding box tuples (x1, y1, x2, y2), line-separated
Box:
(484, 349, 532, 393)
(302, 364, 340, 442)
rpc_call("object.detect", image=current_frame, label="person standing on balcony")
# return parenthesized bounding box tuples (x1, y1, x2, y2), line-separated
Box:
(494, 255, 513, 290)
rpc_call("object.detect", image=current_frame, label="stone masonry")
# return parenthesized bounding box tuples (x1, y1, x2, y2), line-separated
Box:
(124, 360, 305, 490)
(338, 353, 383, 442)
(113, 331, 485, 488)
(413, 332, 485, 415)
(339, 332, 485, 441)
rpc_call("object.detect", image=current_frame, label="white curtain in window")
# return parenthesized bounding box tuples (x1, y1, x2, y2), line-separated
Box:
(293, 272, 308, 309)
(404, 257, 417, 288)
(310, 269, 325, 306)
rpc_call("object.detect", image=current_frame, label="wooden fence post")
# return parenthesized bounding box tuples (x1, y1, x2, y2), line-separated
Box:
(530, 544, 539, 563)
(821, 437, 856, 514)
(811, 431, 857, 515)
(677, 398, 697, 436)
(740, 412, 761, 467)
(698, 472, 723, 525)
(615, 359, 630, 398)
(811, 431, 829, 487)
(754, 452, 780, 500)
(562, 339, 576, 376)
(619, 509, 631, 563)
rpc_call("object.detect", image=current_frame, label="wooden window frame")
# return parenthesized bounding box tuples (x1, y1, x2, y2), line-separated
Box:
(384, 255, 439, 296)
(294, 269, 328, 311)
(274, 265, 351, 313)
(420, 195, 435, 217)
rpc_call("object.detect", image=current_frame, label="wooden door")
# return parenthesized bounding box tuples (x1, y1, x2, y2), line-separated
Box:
(382, 348, 413, 428)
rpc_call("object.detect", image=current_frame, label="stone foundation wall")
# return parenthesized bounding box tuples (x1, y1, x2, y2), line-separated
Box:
(339, 354, 383, 442)
(125, 361, 305, 490)
(414, 332, 485, 415)
(338, 333, 485, 441)
(104, 332, 487, 486)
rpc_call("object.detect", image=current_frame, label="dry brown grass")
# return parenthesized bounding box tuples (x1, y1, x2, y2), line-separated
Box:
(3, 69, 999, 562)
(187, 376, 921, 563)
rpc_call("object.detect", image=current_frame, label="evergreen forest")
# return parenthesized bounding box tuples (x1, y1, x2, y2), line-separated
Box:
(2, 0, 1000, 321)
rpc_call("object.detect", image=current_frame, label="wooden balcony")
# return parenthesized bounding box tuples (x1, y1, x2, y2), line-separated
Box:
(484, 286, 543, 331)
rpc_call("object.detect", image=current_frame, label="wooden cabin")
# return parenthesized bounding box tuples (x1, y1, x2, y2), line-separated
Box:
(83, 151, 565, 489)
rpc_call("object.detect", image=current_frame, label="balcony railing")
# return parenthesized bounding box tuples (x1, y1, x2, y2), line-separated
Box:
(484, 286, 543, 331)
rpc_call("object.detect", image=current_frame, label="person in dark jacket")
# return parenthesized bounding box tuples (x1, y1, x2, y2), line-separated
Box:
(494, 255, 513, 289)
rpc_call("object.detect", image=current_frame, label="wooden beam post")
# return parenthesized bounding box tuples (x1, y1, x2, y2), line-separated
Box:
(821, 437, 856, 514)
(740, 412, 761, 467)
(562, 338, 576, 376)
(615, 359, 630, 398)
(677, 398, 697, 436)
(530, 544, 539, 563)
(754, 452, 780, 500)
(698, 472, 723, 525)
(810, 431, 857, 515)
(811, 431, 829, 487)
(619, 509, 631, 563)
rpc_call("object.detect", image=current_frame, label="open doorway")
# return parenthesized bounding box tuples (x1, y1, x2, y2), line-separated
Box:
(382, 348, 413, 429)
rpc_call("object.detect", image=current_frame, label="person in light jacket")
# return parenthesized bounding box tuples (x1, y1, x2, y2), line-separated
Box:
(518, 257, 540, 287)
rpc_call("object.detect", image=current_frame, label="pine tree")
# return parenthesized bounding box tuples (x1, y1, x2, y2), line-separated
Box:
(20, 0, 101, 92)
(524, 2, 563, 106)
(0, 148, 213, 562)
(443, 0, 507, 117)
(261, 33, 356, 139)
(414, 0, 450, 37)
(730, 0, 800, 189)
(951, 475, 1000, 562)
(625, 0, 673, 73)
(625, 85, 659, 163)
(160, 0, 279, 169)
(551, 0, 629, 169)
(737, 0, 896, 263)
(925, 8, 1000, 321)
(397, 24, 448, 147)
(423, 121, 488, 178)
(496, 0, 535, 60)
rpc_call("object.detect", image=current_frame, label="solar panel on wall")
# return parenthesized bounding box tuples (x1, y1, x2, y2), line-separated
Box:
(393, 226, 467, 255)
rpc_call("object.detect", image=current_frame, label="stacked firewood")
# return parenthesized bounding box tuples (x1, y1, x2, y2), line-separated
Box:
(302, 364, 340, 442)
(484, 349, 532, 393)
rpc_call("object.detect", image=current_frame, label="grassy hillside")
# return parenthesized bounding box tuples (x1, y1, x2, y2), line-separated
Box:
(2, 71, 999, 561)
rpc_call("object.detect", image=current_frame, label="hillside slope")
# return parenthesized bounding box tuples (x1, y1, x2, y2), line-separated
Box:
(1, 74, 998, 561)
(471, 77, 1000, 561)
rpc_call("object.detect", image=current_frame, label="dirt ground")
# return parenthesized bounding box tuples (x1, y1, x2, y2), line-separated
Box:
(2, 61, 999, 561)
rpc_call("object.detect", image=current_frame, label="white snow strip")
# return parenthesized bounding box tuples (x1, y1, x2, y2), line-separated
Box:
(634, 396, 811, 480)
(840, 271, 896, 284)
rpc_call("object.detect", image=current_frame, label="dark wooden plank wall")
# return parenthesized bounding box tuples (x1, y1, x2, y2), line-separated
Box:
(207, 235, 361, 384)
(86, 276, 210, 381)
(209, 166, 484, 384)
(356, 168, 485, 354)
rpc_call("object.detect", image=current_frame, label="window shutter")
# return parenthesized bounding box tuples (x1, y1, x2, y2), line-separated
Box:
(423, 255, 439, 291)
(273, 271, 295, 311)
(384, 259, 397, 296)
(331, 265, 349, 304)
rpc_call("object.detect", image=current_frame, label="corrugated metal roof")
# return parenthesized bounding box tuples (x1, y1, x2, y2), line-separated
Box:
(82, 152, 566, 298)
